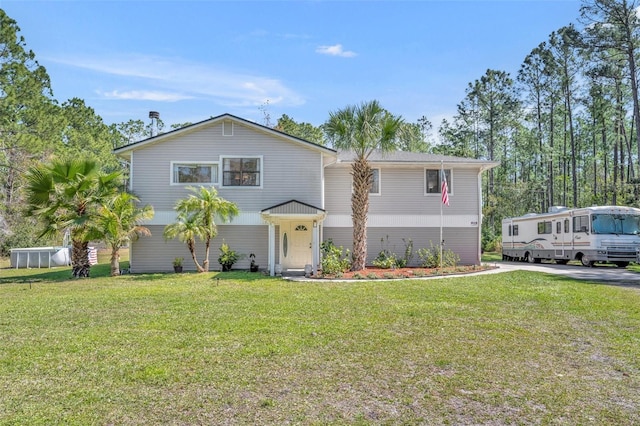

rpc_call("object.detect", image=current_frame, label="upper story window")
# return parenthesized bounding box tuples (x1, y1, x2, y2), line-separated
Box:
(221, 156, 262, 187)
(425, 169, 452, 195)
(370, 169, 380, 195)
(172, 162, 218, 185)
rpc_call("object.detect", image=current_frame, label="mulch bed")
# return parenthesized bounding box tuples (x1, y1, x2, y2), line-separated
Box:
(313, 264, 496, 280)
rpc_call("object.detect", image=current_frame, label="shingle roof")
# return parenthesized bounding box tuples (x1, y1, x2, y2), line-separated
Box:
(337, 150, 498, 167)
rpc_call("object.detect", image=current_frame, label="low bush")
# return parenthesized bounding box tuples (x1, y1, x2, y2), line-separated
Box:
(320, 239, 351, 276)
(372, 249, 397, 269)
(417, 241, 460, 268)
(372, 237, 413, 269)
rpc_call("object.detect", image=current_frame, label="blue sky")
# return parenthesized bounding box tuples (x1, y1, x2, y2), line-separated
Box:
(2, 0, 581, 130)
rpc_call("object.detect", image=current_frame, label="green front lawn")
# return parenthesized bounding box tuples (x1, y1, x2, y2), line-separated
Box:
(0, 267, 638, 424)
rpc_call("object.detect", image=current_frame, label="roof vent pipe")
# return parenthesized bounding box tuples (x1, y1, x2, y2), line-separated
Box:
(149, 111, 160, 137)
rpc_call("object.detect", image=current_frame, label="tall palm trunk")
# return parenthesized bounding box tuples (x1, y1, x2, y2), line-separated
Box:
(72, 239, 90, 278)
(351, 158, 372, 271)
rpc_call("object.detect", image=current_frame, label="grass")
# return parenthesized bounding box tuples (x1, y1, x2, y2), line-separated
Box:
(0, 258, 639, 424)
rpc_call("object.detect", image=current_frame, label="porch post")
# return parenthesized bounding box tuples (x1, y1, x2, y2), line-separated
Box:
(312, 221, 319, 274)
(268, 222, 275, 276)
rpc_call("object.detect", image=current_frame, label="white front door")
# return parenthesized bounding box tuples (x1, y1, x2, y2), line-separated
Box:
(281, 221, 312, 270)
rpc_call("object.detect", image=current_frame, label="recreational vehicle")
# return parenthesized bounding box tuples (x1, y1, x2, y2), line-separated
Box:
(502, 206, 640, 267)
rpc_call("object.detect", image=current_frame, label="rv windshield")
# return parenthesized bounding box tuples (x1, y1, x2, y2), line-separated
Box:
(591, 214, 640, 235)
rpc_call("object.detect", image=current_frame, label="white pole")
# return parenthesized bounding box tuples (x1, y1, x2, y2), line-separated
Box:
(440, 160, 444, 270)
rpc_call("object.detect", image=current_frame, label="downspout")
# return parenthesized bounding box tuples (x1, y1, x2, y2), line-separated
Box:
(268, 223, 275, 276)
(319, 154, 325, 273)
(129, 151, 134, 192)
(129, 151, 135, 271)
(477, 168, 483, 265)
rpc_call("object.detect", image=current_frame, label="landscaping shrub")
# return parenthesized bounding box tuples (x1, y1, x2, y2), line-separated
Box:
(372, 249, 397, 269)
(417, 241, 460, 268)
(396, 238, 414, 268)
(372, 236, 413, 269)
(320, 239, 351, 275)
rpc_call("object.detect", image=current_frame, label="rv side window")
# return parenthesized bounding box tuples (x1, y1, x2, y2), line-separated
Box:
(508, 225, 512, 236)
(564, 219, 569, 233)
(537, 221, 552, 234)
(573, 215, 589, 233)
(513, 225, 518, 236)
(556, 222, 561, 234)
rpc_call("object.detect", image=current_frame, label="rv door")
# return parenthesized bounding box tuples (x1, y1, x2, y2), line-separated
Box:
(553, 219, 564, 258)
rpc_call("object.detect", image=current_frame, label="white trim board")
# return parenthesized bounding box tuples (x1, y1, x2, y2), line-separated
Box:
(323, 214, 480, 228)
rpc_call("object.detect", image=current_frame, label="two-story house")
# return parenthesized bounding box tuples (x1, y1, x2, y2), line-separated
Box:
(114, 113, 498, 275)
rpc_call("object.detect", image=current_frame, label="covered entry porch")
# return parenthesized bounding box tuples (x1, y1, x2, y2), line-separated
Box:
(261, 200, 327, 276)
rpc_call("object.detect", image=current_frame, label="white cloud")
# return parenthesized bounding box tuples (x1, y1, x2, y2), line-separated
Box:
(51, 54, 305, 107)
(99, 90, 192, 102)
(316, 44, 357, 58)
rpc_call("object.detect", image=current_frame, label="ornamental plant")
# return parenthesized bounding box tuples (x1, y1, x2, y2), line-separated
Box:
(320, 239, 351, 276)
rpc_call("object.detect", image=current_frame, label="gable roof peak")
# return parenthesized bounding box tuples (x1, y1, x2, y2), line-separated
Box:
(113, 112, 336, 156)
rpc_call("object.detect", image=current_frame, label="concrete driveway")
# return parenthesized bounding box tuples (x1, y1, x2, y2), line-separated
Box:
(481, 260, 640, 288)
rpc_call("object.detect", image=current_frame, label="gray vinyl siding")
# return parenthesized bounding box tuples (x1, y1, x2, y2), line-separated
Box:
(323, 226, 479, 266)
(324, 166, 480, 215)
(120, 118, 494, 272)
(131, 121, 324, 213)
(131, 225, 268, 273)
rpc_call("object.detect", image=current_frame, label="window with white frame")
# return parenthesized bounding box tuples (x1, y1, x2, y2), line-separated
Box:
(370, 168, 380, 194)
(425, 169, 452, 194)
(172, 162, 218, 185)
(222, 157, 262, 187)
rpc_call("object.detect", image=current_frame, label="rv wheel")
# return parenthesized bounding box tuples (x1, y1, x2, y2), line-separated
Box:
(526, 252, 535, 263)
(580, 255, 594, 267)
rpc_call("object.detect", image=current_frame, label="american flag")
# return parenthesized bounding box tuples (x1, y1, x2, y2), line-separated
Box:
(441, 169, 449, 206)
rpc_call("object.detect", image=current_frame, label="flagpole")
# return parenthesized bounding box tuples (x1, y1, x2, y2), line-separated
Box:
(440, 160, 443, 270)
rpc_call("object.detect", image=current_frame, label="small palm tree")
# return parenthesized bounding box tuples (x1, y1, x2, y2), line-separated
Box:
(96, 192, 154, 276)
(25, 159, 122, 277)
(164, 211, 205, 272)
(164, 186, 239, 272)
(324, 100, 404, 271)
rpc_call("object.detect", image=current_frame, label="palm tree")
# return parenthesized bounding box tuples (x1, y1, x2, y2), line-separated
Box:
(97, 192, 154, 276)
(164, 186, 239, 272)
(324, 100, 404, 271)
(163, 211, 205, 272)
(25, 159, 122, 277)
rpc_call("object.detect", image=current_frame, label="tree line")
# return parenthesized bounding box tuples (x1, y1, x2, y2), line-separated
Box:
(437, 1, 640, 244)
(282, 1, 640, 246)
(3, 1, 640, 256)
